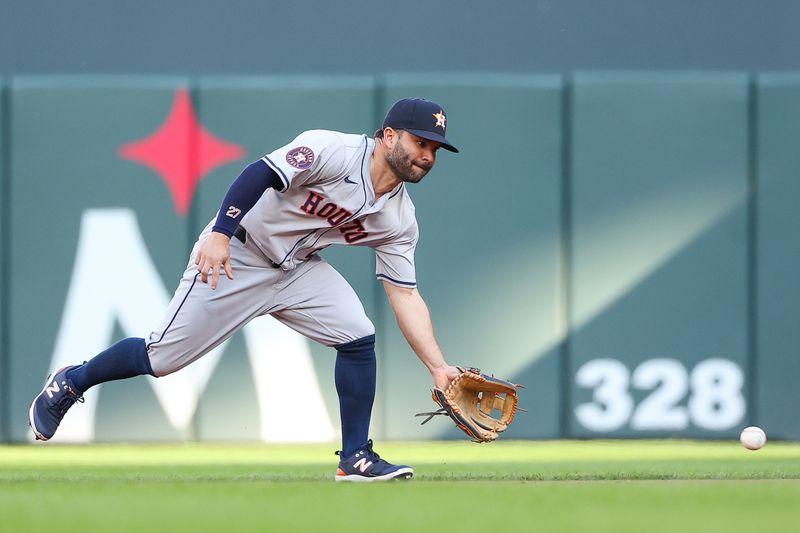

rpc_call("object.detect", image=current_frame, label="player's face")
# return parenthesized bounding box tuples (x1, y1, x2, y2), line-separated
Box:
(385, 131, 440, 184)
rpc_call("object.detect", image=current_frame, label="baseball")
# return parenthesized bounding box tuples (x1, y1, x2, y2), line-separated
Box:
(739, 426, 767, 450)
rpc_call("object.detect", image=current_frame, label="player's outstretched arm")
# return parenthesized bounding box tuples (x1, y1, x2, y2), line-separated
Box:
(383, 281, 460, 390)
(195, 232, 233, 289)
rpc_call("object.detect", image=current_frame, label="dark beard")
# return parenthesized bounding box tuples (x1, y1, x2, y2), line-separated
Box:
(385, 141, 430, 183)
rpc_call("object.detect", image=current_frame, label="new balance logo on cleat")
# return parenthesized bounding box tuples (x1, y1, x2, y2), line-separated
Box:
(353, 457, 373, 473)
(28, 365, 85, 441)
(334, 439, 413, 482)
(44, 381, 61, 399)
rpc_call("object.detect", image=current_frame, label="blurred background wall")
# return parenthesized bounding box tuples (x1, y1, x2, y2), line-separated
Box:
(1, 1, 798, 443)
(2, 0, 800, 74)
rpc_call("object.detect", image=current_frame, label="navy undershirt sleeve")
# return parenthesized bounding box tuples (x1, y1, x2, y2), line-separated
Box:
(211, 159, 283, 237)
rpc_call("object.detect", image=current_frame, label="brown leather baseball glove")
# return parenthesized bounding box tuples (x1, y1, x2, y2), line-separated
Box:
(415, 366, 521, 442)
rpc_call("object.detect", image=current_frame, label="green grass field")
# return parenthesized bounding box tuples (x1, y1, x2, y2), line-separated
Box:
(2, 440, 799, 532)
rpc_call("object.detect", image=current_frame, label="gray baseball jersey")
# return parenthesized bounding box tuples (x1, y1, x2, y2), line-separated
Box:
(146, 130, 419, 376)
(245, 129, 419, 287)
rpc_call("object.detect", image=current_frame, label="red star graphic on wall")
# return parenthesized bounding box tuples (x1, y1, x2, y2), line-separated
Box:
(118, 88, 246, 216)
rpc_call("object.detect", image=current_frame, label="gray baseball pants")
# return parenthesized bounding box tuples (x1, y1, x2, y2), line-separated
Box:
(145, 228, 375, 377)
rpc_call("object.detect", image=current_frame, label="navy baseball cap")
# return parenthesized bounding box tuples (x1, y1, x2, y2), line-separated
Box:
(382, 97, 459, 153)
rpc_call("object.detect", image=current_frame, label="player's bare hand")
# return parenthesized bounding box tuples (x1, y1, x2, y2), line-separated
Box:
(195, 231, 234, 289)
(431, 365, 461, 391)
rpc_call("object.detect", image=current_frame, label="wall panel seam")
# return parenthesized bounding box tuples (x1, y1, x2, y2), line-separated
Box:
(558, 74, 573, 439)
(746, 73, 759, 425)
(0, 79, 9, 442)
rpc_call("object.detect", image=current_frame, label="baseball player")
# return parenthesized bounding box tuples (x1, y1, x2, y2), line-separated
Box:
(29, 97, 462, 482)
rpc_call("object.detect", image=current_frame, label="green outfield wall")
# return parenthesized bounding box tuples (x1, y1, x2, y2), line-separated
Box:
(1, 73, 798, 443)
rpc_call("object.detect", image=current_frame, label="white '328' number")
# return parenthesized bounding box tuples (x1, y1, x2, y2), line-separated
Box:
(574, 358, 745, 432)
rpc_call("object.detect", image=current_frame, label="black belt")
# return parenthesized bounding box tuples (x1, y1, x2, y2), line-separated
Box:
(233, 226, 280, 268)
(233, 225, 248, 245)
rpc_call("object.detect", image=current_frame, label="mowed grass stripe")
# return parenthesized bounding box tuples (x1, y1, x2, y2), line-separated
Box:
(1, 479, 799, 532)
(2, 459, 799, 482)
(2, 440, 799, 481)
(3, 439, 800, 464)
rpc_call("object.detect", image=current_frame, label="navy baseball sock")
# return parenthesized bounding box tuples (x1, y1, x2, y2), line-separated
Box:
(65, 337, 155, 393)
(335, 334, 377, 457)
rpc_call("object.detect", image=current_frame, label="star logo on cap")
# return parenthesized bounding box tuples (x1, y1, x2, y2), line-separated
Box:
(433, 111, 447, 130)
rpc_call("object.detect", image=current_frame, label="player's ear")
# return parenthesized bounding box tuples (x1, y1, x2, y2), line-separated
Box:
(383, 127, 400, 147)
